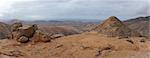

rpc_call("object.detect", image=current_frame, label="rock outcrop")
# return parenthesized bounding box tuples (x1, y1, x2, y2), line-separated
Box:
(17, 24, 38, 38)
(11, 23, 61, 43)
(94, 16, 141, 38)
(50, 33, 65, 39)
(12, 24, 37, 41)
(32, 30, 51, 42)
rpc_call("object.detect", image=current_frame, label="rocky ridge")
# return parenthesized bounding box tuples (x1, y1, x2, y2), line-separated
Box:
(94, 16, 142, 38)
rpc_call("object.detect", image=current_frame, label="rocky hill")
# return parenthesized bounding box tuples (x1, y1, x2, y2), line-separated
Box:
(94, 16, 141, 38)
(124, 16, 150, 38)
(0, 22, 11, 39)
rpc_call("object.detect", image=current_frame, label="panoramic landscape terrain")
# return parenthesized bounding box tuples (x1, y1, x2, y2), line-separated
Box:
(0, 0, 149, 58)
(0, 16, 149, 58)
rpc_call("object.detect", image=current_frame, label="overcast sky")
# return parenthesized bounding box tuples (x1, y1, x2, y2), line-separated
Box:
(0, 0, 149, 21)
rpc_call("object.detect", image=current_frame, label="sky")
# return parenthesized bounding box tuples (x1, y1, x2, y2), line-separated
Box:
(0, 0, 149, 21)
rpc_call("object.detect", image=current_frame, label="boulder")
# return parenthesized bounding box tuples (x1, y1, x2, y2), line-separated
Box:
(32, 30, 51, 42)
(11, 23, 52, 43)
(18, 24, 38, 38)
(12, 24, 38, 43)
(50, 33, 65, 39)
(17, 36, 29, 43)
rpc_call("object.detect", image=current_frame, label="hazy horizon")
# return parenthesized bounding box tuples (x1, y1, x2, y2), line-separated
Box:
(0, 0, 149, 21)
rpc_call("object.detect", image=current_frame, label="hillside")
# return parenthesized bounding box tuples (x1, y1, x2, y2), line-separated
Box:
(0, 32, 149, 58)
(94, 16, 141, 38)
(38, 25, 80, 35)
(0, 22, 11, 39)
(124, 16, 150, 38)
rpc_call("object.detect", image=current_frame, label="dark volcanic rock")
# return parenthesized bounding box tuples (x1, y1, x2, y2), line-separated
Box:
(94, 16, 141, 38)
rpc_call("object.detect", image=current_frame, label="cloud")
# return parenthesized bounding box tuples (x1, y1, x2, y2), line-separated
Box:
(0, 0, 149, 20)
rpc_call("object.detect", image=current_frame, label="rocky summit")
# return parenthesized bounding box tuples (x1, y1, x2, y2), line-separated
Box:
(94, 16, 141, 38)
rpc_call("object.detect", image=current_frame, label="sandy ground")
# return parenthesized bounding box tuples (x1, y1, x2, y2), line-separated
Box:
(0, 32, 149, 58)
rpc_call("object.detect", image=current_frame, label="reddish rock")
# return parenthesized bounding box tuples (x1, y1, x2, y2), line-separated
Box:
(32, 30, 51, 42)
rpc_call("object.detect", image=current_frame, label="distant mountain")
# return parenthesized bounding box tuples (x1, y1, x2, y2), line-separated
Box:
(4, 19, 100, 36)
(124, 16, 150, 38)
(38, 25, 80, 35)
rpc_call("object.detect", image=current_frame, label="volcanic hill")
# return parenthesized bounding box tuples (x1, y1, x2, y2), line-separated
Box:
(94, 16, 141, 38)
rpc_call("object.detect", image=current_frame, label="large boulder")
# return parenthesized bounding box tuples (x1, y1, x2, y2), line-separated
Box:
(12, 24, 38, 42)
(17, 24, 38, 38)
(11, 23, 52, 43)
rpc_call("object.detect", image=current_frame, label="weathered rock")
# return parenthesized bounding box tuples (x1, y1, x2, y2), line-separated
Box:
(12, 24, 38, 43)
(94, 16, 141, 38)
(32, 30, 51, 42)
(11, 23, 52, 43)
(50, 33, 65, 39)
(12, 31, 21, 40)
(11, 22, 22, 32)
(41, 34, 51, 42)
(17, 36, 29, 43)
(18, 24, 38, 38)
